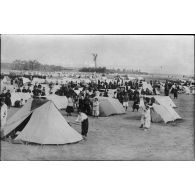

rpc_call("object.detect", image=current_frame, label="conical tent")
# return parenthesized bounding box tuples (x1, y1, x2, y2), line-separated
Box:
(21, 77, 31, 84)
(182, 86, 190, 94)
(154, 96, 177, 108)
(145, 95, 177, 108)
(151, 103, 181, 123)
(4, 98, 33, 136)
(47, 94, 68, 109)
(142, 82, 153, 92)
(10, 92, 32, 106)
(4, 100, 82, 144)
(98, 97, 125, 117)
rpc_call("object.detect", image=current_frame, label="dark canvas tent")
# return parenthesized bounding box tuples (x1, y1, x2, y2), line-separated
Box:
(3, 99, 82, 144)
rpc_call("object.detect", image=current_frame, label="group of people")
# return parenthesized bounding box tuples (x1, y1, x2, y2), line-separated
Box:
(1, 74, 185, 141)
(163, 79, 189, 98)
(65, 95, 100, 118)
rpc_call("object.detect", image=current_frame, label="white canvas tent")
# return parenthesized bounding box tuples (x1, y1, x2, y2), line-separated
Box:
(21, 77, 31, 84)
(4, 99, 33, 134)
(182, 86, 190, 94)
(74, 88, 83, 95)
(151, 103, 181, 123)
(1, 76, 10, 84)
(47, 94, 68, 109)
(4, 100, 82, 144)
(98, 97, 125, 116)
(10, 92, 31, 106)
(140, 97, 181, 123)
(154, 96, 177, 108)
(32, 78, 45, 84)
(146, 95, 177, 108)
(142, 82, 153, 92)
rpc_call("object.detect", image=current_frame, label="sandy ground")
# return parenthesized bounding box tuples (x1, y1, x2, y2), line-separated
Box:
(1, 94, 194, 160)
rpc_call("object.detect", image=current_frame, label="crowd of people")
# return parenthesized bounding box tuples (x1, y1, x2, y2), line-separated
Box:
(1, 73, 191, 139)
(1, 75, 183, 114)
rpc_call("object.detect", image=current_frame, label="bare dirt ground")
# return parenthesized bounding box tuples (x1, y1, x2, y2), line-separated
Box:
(1, 94, 194, 160)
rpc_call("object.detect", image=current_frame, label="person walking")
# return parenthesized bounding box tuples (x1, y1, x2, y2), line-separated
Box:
(75, 110, 89, 139)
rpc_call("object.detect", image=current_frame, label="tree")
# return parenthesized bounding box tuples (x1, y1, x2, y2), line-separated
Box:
(11, 59, 65, 72)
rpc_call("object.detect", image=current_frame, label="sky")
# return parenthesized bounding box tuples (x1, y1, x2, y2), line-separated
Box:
(1, 35, 194, 75)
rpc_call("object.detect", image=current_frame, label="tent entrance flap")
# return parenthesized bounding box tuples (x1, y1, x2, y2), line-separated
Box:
(5, 113, 33, 139)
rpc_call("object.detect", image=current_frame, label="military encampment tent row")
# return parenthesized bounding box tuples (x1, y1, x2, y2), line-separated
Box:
(9, 91, 68, 109)
(3, 99, 83, 144)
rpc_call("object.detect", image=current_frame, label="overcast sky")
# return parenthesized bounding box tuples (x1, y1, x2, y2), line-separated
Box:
(1, 35, 194, 75)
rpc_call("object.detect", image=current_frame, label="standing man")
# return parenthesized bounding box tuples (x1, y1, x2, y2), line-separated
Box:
(123, 93, 129, 111)
(164, 80, 170, 96)
(75, 110, 89, 139)
(139, 101, 152, 131)
(1, 97, 8, 138)
(66, 95, 74, 116)
(5, 90, 11, 109)
(92, 98, 100, 118)
(171, 84, 178, 99)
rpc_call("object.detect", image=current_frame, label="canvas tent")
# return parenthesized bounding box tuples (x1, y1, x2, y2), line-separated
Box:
(146, 95, 177, 108)
(98, 97, 125, 117)
(1, 76, 10, 84)
(74, 88, 83, 95)
(11, 92, 31, 106)
(182, 86, 195, 95)
(32, 77, 45, 84)
(154, 96, 177, 108)
(153, 88, 160, 95)
(182, 86, 191, 94)
(139, 98, 181, 123)
(21, 77, 31, 84)
(142, 82, 153, 92)
(151, 103, 181, 123)
(3, 99, 82, 144)
(47, 94, 68, 109)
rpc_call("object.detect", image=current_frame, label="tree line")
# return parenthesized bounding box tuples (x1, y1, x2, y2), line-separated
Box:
(79, 67, 107, 73)
(79, 67, 148, 74)
(11, 60, 68, 72)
